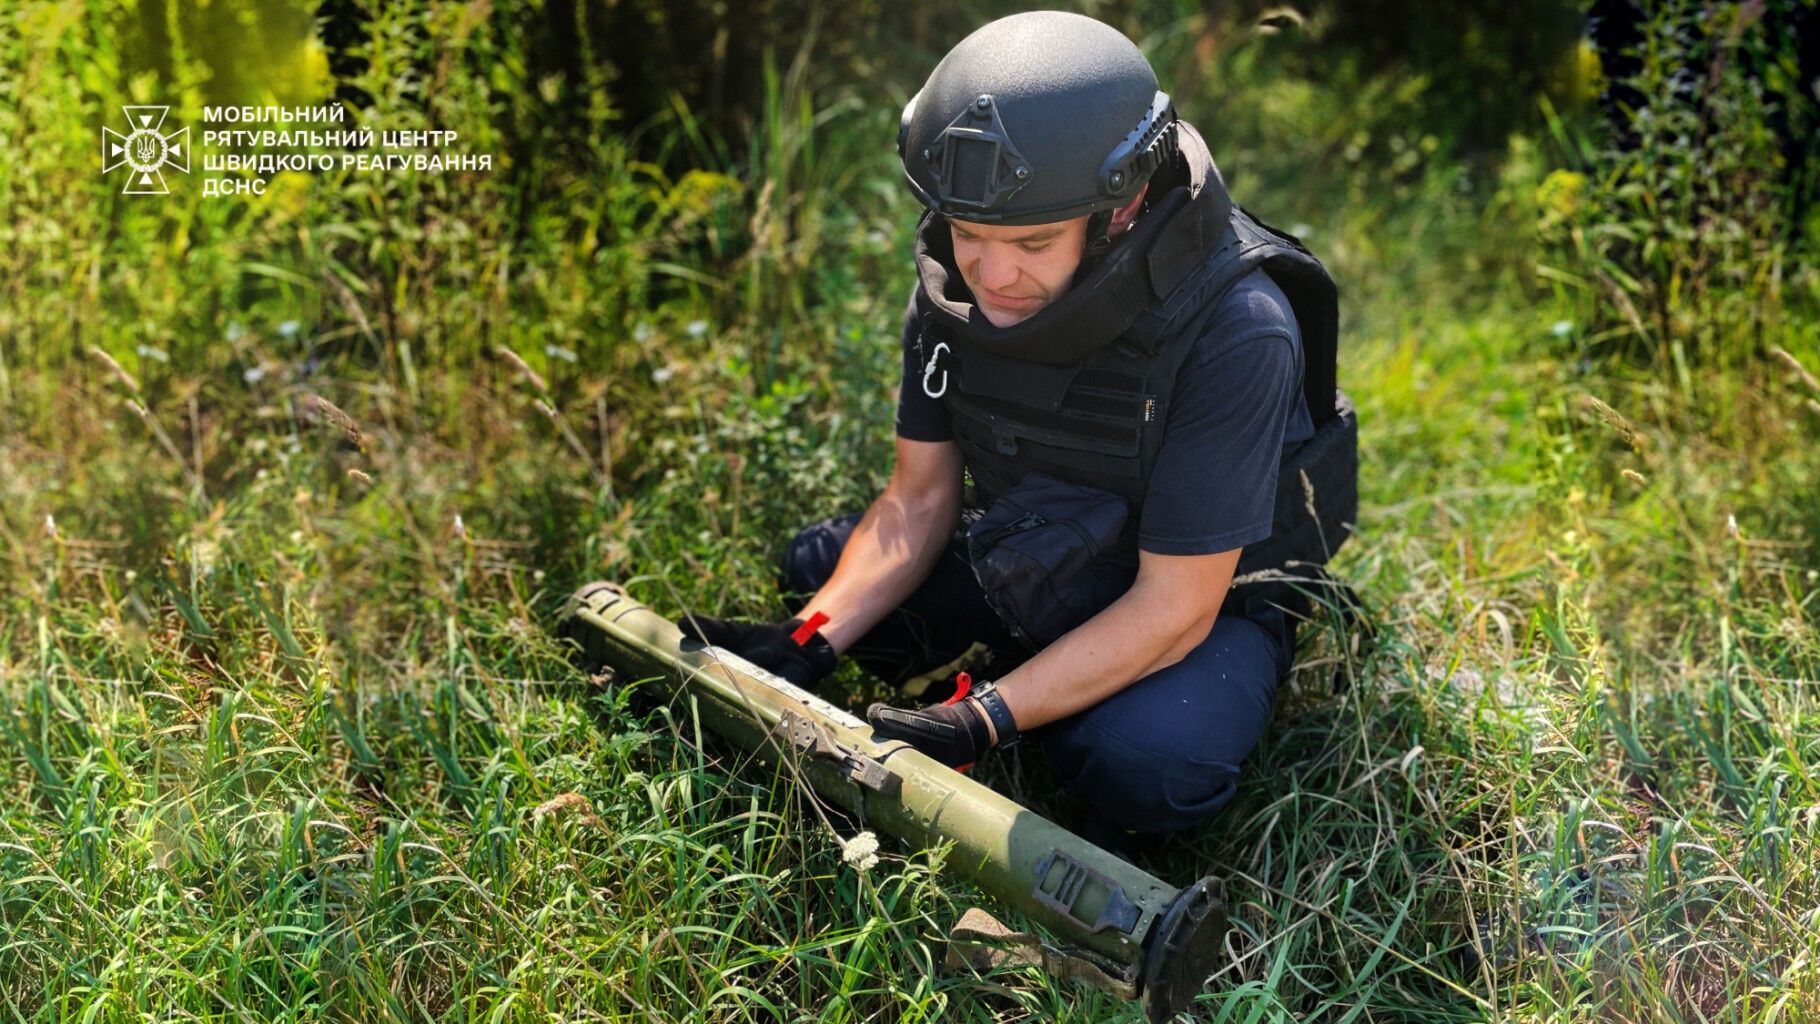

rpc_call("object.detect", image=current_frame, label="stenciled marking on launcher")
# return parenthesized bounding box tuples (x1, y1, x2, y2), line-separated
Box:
(101, 106, 190, 195)
(922, 341, 952, 399)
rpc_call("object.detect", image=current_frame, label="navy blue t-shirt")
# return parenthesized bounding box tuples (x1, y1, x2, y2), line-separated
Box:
(894, 268, 1314, 556)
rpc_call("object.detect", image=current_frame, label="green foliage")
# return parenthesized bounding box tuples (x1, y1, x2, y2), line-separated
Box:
(1540, 0, 1817, 378)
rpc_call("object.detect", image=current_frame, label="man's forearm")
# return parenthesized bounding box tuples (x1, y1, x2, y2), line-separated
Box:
(797, 488, 957, 653)
(990, 572, 1222, 732)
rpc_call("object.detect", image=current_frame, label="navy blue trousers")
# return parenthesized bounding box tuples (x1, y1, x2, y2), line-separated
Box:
(777, 513, 1294, 838)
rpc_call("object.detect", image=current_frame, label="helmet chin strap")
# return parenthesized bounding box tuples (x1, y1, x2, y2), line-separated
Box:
(1073, 208, 1117, 286)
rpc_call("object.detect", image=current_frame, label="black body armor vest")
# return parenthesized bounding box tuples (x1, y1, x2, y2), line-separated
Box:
(912, 123, 1358, 619)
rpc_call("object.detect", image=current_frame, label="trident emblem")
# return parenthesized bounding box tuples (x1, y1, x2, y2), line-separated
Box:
(102, 106, 190, 195)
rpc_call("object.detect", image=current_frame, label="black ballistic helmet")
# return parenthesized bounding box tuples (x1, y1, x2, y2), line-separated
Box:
(898, 11, 1177, 229)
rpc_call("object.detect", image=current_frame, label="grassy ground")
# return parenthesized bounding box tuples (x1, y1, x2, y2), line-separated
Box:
(4, 3, 1820, 1021)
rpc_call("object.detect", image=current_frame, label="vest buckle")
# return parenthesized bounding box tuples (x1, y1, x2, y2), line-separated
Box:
(995, 433, 1018, 456)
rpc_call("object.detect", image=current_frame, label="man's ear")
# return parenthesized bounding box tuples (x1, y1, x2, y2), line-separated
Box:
(1108, 184, 1149, 237)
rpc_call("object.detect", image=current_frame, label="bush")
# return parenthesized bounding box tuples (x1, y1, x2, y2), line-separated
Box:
(1542, 0, 1817, 379)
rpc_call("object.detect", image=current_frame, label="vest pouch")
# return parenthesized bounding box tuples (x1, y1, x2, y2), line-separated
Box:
(965, 472, 1136, 652)
(1227, 389, 1360, 619)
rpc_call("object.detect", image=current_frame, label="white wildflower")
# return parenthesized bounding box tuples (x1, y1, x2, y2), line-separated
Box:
(192, 539, 219, 574)
(842, 831, 880, 872)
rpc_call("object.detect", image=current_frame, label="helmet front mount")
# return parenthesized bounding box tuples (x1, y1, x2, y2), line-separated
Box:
(898, 11, 1178, 226)
(918, 93, 1035, 213)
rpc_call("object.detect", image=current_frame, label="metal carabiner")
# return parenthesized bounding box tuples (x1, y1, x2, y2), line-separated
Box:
(922, 341, 951, 399)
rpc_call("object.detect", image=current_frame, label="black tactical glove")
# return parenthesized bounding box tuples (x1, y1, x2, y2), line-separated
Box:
(867, 674, 1020, 771)
(675, 613, 838, 690)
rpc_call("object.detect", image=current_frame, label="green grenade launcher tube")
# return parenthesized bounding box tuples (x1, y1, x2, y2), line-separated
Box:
(557, 582, 1228, 1021)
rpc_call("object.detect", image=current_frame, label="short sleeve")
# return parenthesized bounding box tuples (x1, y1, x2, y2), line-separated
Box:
(1136, 270, 1310, 555)
(894, 285, 954, 442)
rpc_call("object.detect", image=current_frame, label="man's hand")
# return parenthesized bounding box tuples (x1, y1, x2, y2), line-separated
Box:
(867, 675, 1020, 770)
(675, 614, 838, 690)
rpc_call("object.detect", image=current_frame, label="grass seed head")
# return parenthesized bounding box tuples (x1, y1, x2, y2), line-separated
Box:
(1770, 346, 1819, 394)
(495, 346, 548, 393)
(299, 394, 367, 450)
(531, 792, 606, 831)
(1580, 394, 1645, 452)
(86, 346, 140, 393)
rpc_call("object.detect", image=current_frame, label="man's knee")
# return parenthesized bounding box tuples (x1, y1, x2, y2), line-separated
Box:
(1046, 720, 1241, 834)
(1039, 616, 1285, 835)
(776, 512, 863, 599)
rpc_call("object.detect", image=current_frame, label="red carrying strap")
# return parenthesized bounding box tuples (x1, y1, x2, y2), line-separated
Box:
(942, 671, 972, 705)
(790, 611, 830, 646)
(943, 671, 974, 773)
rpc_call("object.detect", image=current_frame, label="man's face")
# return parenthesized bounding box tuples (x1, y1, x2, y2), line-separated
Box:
(948, 215, 1089, 327)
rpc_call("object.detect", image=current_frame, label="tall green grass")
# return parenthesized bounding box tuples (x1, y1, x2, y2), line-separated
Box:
(3, 1, 1817, 1022)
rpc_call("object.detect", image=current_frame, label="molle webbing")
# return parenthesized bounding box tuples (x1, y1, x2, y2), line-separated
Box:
(912, 173, 1351, 618)
(925, 207, 1324, 513)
